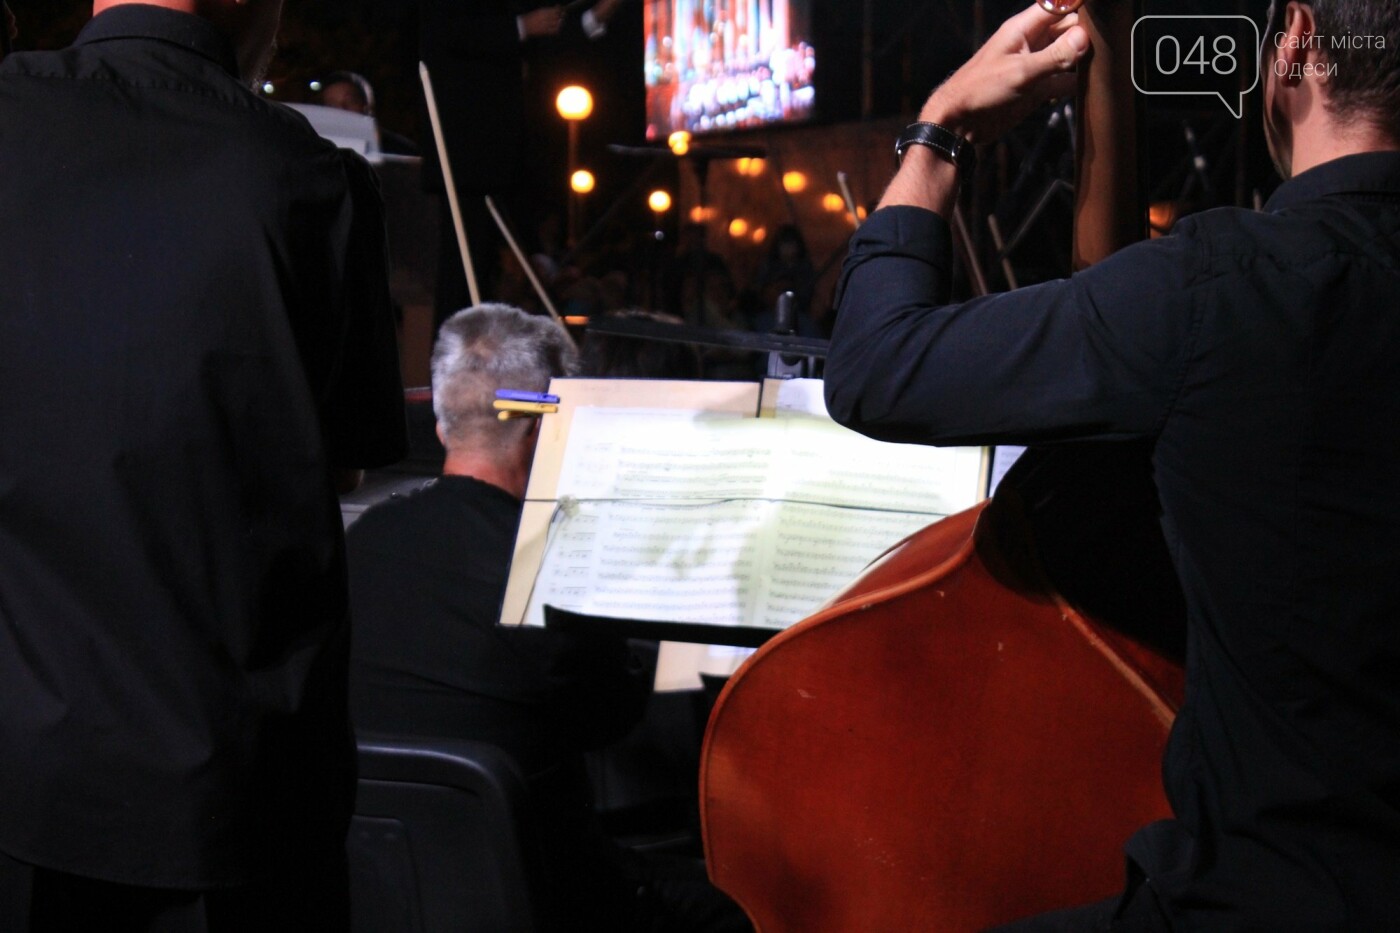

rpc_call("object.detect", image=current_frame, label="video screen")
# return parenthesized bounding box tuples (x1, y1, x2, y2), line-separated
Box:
(644, 0, 815, 139)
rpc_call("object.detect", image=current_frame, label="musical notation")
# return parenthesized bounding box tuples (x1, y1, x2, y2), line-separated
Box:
(523, 404, 984, 630)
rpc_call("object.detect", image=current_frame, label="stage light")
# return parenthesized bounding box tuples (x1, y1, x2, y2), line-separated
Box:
(752, 227, 768, 244)
(782, 171, 808, 193)
(261, 82, 275, 95)
(309, 81, 323, 92)
(571, 170, 596, 194)
(649, 190, 673, 213)
(728, 218, 749, 238)
(822, 193, 846, 213)
(668, 131, 692, 156)
(556, 85, 593, 121)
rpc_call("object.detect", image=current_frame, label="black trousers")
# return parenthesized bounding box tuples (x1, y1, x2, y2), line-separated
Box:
(0, 849, 349, 933)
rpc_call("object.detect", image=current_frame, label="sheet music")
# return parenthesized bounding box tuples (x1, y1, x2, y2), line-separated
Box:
(556, 408, 765, 501)
(525, 498, 936, 630)
(989, 446, 1027, 495)
(522, 403, 984, 630)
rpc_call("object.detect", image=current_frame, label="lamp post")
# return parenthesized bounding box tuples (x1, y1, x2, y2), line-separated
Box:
(556, 85, 593, 247)
(647, 189, 672, 308)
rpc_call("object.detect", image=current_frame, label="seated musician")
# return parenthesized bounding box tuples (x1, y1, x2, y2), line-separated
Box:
(317, 69, 418, 156)
(347, 304, 749, 932)
(825, 2, 1400, 930)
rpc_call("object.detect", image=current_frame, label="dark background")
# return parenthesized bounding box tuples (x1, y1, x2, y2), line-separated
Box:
(6, 0, 1279, 295)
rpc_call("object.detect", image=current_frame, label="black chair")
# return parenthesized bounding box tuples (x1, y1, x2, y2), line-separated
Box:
(348, 735, 545, 933)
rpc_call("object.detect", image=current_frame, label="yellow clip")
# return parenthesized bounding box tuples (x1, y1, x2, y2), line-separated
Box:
(493, 399, 558, 421)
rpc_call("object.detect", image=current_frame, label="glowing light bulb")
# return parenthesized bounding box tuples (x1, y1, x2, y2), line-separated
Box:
(556, 85, 594, 121)
(782, 171, 808, 194)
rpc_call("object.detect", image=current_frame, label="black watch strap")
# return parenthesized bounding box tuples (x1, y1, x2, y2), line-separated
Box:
(895, 121, 976, 176)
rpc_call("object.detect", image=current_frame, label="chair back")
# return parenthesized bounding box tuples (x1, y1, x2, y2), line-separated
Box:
(349, 735, 545, 933)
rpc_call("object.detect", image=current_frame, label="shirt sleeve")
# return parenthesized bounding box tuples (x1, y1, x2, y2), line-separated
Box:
(317, 153, 408, 470)
(824, 205, 1204, 448)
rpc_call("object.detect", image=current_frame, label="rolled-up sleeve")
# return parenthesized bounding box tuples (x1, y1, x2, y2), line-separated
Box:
(825, 205, 1204, 448)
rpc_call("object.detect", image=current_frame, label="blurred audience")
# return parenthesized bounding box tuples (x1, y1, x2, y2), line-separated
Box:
(750, 223, 821, 336)
(580, 310, 703, 380)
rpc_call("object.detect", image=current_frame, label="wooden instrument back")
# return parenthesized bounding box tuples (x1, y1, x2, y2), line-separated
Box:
(701, 483, 1183, 930)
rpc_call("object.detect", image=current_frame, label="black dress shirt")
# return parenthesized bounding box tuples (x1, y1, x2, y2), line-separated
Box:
(346, 475, 653, 924)
(826, 153, 1400, 930)
(347, 475, 649, 771)
(0, 7, 406, 889)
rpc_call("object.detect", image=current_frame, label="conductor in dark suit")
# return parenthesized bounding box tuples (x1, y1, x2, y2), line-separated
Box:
(420, 0, 621, 328)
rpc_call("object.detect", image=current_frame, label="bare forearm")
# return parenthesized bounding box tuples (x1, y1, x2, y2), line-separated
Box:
(877, 145, 962, 218)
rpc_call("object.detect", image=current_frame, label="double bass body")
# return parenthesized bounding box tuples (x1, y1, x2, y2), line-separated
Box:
(701, 486, 1182, 931)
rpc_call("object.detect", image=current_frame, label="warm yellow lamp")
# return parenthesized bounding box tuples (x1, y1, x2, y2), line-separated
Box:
(571, 170, 596, 194)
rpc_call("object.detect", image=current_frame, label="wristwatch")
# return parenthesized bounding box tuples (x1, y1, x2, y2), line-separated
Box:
(895, 121, 976, 177)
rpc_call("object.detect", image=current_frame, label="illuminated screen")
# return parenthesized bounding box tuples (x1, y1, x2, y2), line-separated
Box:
(644, 0, 815, 139)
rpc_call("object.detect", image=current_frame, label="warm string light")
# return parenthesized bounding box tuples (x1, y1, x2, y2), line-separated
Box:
(782, 171, 808, 193)
(555, 85, 593, 121)
(736, 157, 766, 177)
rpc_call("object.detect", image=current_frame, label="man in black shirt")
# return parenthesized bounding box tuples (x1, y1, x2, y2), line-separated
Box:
(349, 304, 655, 929)
(825, 2, 1400, 930)
(349, 306, 643, 776)
(348, 305, 749, 932)
(0, 1, 406, 929)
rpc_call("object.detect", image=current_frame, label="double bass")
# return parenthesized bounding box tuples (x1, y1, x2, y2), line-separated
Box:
(699, 1, 1187, 929)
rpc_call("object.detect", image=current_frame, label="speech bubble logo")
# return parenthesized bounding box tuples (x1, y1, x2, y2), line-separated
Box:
(1131, 15, 1261, 119)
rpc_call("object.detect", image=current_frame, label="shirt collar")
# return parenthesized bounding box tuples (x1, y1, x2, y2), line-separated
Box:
(75, 4, 240, 79)
(1266, 151, 1400, 212)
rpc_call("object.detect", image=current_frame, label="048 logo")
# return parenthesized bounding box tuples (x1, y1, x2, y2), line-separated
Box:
(1132, 16, 1261, 118)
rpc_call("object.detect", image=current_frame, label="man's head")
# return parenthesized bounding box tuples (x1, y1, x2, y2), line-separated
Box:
(431, 305, 577, 493)
(321, 71, 374, 117)
(1263, 1, 1400, 177)
(93, 0, 283, 86)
